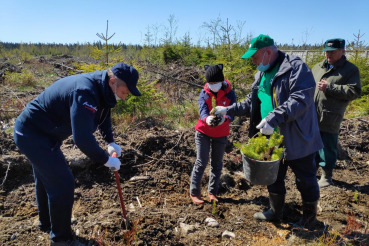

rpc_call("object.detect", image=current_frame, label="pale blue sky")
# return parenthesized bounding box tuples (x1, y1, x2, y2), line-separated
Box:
(1, 0, 368, 47)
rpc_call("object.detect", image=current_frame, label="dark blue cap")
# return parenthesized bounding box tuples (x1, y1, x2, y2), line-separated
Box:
(111, 63, 141, 96)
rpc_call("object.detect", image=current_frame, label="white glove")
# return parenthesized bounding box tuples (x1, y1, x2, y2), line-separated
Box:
(256, 119, 274, 135)
(206, 116, 215, 126)
(104, 156, 121, 171)
(108, 142, 122, 157)
(213, 106, 228, 116)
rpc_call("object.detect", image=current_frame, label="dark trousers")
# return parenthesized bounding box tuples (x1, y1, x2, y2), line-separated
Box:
(190, 131, 227, 196)
(13, 119, 74, 242)
(316, 131, 339, 169)
(267, 152, 320, 202)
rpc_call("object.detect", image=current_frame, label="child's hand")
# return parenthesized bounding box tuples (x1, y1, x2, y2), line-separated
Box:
(206, 116, 215, 126)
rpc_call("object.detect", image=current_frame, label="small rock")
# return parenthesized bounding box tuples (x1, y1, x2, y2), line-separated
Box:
(10, 233, 19, 241)
(71, 218, 77, 225)
(222, 230, 235, 239)
(128, 203, 136, 212)
(205, 217, 219, 227)
(180, 222, 197, 234)
(164, 230, 172, 236)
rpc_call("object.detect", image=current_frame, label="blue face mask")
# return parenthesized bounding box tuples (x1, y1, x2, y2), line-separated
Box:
(257, 50, 271, 72)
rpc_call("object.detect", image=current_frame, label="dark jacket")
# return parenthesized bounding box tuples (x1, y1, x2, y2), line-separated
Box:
(313, 56, 361, 133)
(226, 51, 323, 160)
(17, 70, 116, 164)
(195, 79, 236, 137)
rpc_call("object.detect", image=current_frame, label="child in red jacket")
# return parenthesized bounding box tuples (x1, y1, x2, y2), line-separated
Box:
(190, 64, 236, 204)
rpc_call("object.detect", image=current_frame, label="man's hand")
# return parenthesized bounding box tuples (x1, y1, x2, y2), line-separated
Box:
(213, 106, 227, 116)
(318, 80, 329, 92)
(256, 119, 274, 135)
(206, 116, 215, 126)
(108, 142, 122, 157)
(104, 156, 121, 171)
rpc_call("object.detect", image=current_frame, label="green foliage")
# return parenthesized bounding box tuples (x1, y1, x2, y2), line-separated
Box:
(348, 53, 369, 88)
(162, 44, 181, 64)
(361, 84, 369, 96)
(5, 68, 36, 87)
(212, 200, 217, 215)
(346, 95, 369, 118)
(113, 64, 166, 117)
(234, 132, 284, 161)
(305, 50, 325, 69)
(353, 190, 358, 203)
(88, 43, 122, 65)
(209, 97, 216, 115)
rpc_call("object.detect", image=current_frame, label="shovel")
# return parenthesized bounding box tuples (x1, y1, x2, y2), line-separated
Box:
(111, 152, 130, 230)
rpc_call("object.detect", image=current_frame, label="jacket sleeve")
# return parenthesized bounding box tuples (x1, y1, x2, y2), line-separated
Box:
(198, 90, 210, 122)
(225, 90, 237, 122)
(69, 90, 109, 164)
(98, 109, 114, 144)
(324, 67, 361, 101)
(265, 62, 315, 127)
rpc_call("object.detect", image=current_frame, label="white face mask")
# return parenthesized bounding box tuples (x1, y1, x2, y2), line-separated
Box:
(115, 82, 122, 101)
(208, 82, 222, 92)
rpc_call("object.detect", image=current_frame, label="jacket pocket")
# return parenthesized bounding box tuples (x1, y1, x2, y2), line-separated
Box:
(321, 110, 342, 123)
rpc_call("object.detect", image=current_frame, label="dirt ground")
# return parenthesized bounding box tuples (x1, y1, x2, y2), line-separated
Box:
(1, 58, 369, 245)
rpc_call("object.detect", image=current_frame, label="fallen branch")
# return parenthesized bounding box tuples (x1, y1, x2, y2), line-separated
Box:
(129, 176, 151, 182)
(144, 67, 203, 89)
(136, 197, 142, 208)
(0, 162, 11, 189)
(54, 63, 74, 70)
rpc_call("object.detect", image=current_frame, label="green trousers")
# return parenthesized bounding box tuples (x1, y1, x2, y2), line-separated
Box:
(316, 131, 339, 169)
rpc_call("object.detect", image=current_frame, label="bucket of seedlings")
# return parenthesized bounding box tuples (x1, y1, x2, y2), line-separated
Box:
(234, 131, 284, 186)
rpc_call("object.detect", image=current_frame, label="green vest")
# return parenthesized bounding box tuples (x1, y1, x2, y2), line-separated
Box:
(258, 63, 280, 119)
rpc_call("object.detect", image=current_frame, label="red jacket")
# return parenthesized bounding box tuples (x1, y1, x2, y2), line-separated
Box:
(195, 79, 236, 137)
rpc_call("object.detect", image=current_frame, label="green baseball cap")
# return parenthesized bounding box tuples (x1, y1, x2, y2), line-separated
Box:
(322, 38, 345, 51)
(241, 34, 274, 59)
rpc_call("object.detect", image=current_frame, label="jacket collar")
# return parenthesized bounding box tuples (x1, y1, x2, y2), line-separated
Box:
(321, 55, 347, 69)
(274, 51, 292, 77)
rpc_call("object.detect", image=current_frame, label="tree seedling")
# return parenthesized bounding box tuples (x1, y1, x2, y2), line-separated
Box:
(212, 200, 217, 215)
(209, 97, 221, 127)
(234, 131, 284, 161)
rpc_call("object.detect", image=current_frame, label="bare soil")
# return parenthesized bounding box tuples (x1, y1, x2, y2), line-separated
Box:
(1, 58, 369, 246)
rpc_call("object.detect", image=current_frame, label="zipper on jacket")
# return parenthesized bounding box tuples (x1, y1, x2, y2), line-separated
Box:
(98, 108, 109, 127)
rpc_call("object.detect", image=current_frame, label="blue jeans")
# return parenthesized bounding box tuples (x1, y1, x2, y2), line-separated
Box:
(267, 152, 320, 202)
(13, 119, 74, 242)
(190, 131, 227, 196)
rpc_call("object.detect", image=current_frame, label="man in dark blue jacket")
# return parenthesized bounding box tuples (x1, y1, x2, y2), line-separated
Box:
(13, 63, 141, 245)
(215, 34, 323, 231)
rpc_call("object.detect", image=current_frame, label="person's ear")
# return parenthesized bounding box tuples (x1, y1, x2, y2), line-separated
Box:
(108, 77, 116, 87)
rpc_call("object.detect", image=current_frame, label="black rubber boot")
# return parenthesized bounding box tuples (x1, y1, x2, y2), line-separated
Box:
(318, 168, 333, 188)
(293, 200, 318, 231)
(254, 193, 285, 221)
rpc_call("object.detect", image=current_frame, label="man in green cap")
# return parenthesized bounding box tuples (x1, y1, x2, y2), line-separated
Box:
(215, 34, 323, 230)
(312, 38, 361, 188)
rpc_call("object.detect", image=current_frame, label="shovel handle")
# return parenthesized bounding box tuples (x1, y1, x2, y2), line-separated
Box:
(111, 152, 127, 219)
